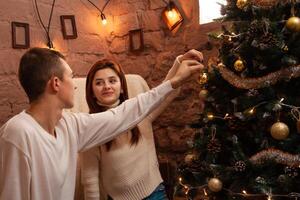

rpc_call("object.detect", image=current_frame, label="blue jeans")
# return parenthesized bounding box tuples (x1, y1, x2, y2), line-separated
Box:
(108, 183, 169, 200)
(143, 183, 169, 200)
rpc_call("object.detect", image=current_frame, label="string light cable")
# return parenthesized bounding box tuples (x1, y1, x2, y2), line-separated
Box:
(33, 0, 56, 48)
(178, 176, 300, 199)
(86, 0, 111, 25)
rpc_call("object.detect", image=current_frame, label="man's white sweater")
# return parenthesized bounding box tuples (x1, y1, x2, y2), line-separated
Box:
(0, 81, 174, 200)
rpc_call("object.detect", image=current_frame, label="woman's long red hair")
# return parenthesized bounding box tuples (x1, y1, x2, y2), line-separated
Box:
(86, 59, 141, 150)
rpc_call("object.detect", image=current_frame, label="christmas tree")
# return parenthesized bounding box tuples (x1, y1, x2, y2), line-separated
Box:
(176, 0, 300, 199)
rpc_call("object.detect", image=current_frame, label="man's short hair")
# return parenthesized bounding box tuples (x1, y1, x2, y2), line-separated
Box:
(18, 48, 66, 103)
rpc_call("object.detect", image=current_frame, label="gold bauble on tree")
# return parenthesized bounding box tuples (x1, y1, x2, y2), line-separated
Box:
(236, 0, 248, 9)
(286, 16, 300, 32)
(199, 89, 208, 100)
(208, 178, 223, 192)
(234, 59, 246, 72)
(198, 72, 208, 84)
(270, 122, 290, 140)
(184, 153, 196, 164)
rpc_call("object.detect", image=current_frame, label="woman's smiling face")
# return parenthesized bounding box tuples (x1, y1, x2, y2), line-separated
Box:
(92, 68, 122, 105)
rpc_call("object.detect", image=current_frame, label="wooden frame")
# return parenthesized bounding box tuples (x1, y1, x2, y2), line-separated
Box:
(129, 29, 144, 53)
(11, 22, 30, 49)
(60, 15, 78, 39)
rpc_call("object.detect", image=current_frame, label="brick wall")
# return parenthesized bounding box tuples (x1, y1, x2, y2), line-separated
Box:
(0, 0, 221, 165)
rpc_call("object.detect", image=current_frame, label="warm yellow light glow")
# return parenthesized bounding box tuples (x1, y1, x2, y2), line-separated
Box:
(207, 113, 214, 120)
(179, 177, 182, 182)
(242, 190, 247, 195)
(249, 108, 255, 114)
(101, 13, 107, 25)
(167, 9, 175, 18)
(268, 195, 272, 200)
(162, 2, 184, 31)
(102, 19, 107, 25)
(203, 188, 208, 196)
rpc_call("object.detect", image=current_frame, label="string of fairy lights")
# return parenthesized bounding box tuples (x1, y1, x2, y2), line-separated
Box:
(178, 177, 300, 200)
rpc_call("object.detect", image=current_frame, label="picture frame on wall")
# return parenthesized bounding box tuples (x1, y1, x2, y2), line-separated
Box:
(11, 22, 30, 49)
(129, 29, 144, 53)
(60, 15, 78, 39)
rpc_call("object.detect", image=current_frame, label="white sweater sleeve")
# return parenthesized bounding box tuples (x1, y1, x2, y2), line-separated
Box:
(80, 148, 102, 200)
(72, 81, 174, 151)
(0, 140, 31, 200)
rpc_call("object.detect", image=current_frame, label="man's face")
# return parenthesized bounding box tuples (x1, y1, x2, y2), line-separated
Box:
(57, 58, 75, 109)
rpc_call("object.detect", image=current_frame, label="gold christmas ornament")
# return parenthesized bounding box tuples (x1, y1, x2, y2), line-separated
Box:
(286, 16, 300, 32)
(236, 0, 248, 9)
(270, 122, 290, 140)
(208, 178, 223, 192)
(234, 59, 246, 72)
(198, 72, 208, 84)
(184, 153, 195, 164)
(199, 89, 208, 100)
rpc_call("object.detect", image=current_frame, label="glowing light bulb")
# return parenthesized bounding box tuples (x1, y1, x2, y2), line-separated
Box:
(248, 108, 255, 114)
(167, 9, 175, 18)
(207, 113, 214, 120)
(101, 13, 107, 25)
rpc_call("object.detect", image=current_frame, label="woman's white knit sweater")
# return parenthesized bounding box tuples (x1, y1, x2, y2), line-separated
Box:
(80, 59, 181, 200)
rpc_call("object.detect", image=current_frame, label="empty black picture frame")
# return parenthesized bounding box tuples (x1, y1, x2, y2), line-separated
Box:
(11, 21, 30, 49)
(60, 15, 78, 39)
(129, 29, 144, 53)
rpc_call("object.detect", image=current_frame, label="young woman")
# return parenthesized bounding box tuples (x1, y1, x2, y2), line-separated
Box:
(80, 50, 203, 200)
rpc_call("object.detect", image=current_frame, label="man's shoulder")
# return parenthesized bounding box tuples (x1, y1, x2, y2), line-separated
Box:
(0, 111, 33, 142)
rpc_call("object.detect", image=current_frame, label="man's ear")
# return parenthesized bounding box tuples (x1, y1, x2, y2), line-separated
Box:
(49, 76, 60, 92)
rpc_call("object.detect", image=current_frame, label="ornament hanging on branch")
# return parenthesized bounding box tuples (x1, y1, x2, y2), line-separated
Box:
(208, 177, 223, 192)
(234, 58, 246, 72)
(270, 121, 290, 140)
(234, 160, 247, 172)
(286, 0, 300, 32)
(286, 16, 300, 32)
(184, 153, 196, 164)
(199, 89, 208, 100)
(198, 72, 208, 85)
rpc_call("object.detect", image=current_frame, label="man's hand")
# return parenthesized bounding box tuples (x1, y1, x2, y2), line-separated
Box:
(170, 59, 204, 88)
(179, 49, 204, 64)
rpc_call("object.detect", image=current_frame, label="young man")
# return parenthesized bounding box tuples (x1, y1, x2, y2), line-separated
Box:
(0, 48, 204, 200)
